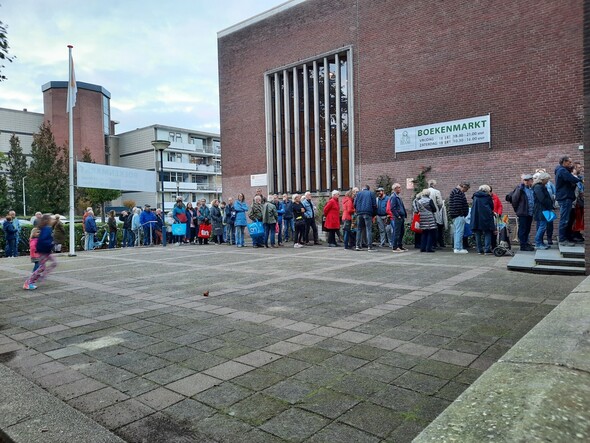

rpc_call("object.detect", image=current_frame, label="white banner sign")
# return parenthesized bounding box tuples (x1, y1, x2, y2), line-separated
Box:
(250, 173, 267, 187)
(77, 162, 156, 192)
(395, 115, 490, 153)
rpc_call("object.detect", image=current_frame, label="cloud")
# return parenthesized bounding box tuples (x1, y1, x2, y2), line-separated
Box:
(0, 0, 287, 133)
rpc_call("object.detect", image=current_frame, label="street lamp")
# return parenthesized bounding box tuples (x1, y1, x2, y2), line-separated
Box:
(22, 176, 27, 217)
(151, 140, 170, 247)
(175, 180, 180, 199)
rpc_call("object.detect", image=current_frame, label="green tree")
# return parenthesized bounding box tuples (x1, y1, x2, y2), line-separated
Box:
(0, 11, 15, 82)
(78, 148, 121, 222)
(412, 166, 432, 196)
(0, 153, 10, 213)
(375, 174, 393, 195)
(7, 134, 27, 214)
(28, 122, 69, 213)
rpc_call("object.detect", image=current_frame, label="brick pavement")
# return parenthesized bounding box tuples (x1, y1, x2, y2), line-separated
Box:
(0, 244, 583, 442)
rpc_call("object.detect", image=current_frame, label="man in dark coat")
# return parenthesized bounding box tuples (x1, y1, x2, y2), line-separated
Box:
(449, 182, 470, 253)
(506, 174, 535, 251)
(554, 156, 582, 246)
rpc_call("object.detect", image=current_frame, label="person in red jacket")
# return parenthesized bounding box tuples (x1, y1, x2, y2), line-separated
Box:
(323, 190, 341, 247)
(341, 189, 356, 249)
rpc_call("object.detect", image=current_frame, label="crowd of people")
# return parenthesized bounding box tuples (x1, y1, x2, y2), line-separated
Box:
(2, 156, 584, 290)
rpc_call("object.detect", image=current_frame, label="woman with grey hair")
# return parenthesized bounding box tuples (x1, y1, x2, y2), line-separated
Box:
(533, 172, 554, 250)
(323, 190, 341, 247)
(412, 189, 437, 252)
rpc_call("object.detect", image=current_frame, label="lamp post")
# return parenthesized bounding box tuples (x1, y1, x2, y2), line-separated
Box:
(151, 140, 170, 247)
(22, 176, 27, 217)
(175, 180, 180, 199)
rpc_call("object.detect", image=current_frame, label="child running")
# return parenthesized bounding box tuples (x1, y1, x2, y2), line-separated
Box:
(23, 214, 57, 290)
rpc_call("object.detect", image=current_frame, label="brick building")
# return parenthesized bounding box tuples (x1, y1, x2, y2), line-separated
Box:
(42, 81, 112, 164)
(218, 0, 583, 208)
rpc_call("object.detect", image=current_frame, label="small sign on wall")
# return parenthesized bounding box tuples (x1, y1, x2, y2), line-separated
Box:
(406, 178, 414, 190)
(250, 173, 267, 187)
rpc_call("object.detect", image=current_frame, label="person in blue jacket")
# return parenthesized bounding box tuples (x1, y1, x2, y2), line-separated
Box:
(233, 193, 249, 247)
(84, 209, 98, 250)
(139, 204, 156, 245)
(3, 215, 17, 257)
(555, 156, 582, 246)
(354, 185, 377, 251)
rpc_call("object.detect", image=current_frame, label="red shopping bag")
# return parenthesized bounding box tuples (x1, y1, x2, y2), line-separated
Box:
(572, 206, 584, 232)
(198, 224, 212, 238)
(410, 212, 422, 233)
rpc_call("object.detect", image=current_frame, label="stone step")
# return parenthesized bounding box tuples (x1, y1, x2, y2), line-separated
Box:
(535, 248, 585, 268)
(558, 243, 585, 259)
(507, 251, 585, 275)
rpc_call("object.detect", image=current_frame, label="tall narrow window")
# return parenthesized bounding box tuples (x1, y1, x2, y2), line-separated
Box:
(265, 49, 352, 194)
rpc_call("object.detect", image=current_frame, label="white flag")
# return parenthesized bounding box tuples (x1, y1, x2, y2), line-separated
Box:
(66, 53, 77, 113)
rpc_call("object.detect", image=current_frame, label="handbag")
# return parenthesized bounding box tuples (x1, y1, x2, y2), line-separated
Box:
(171, 223, 186, 236)
(198, 224, 212, 238)
(410, 212, 422, 233)
(247, 221, 264, 237)
(542, 210, 556, 222)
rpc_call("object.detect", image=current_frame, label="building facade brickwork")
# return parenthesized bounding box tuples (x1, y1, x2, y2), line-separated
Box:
(218, 0, 583, 214)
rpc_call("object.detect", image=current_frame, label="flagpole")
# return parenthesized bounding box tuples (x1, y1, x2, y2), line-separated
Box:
(67, 45, 76, 257)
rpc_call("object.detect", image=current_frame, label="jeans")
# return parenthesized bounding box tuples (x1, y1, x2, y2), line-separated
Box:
(225, 223, 236, 244)
(474, 229, 492, 252)
(558, 199, 574, 242)
(108, 232, 116, 248)
(305, 219, 318, 243)
(356, 214, 373, 248)
(122, 229, 130, 247)
(133, 229, 141, 246)
(342, 220, 353, 248)
(376, 215, 389, 246)
(283, 218, 294, 241)
(453, 216, 466, 250)
(235, 226, 245, 246)
(420, 229, 436, 252)
(264, 222, 276, 246)
(535, 219, 548, 246)
(517, 215, 533, 246)
(5, 238, 16, 257)
(391, 217, 405, 249)
(143, 226, 152, 245)
(86, 232, 95, 250)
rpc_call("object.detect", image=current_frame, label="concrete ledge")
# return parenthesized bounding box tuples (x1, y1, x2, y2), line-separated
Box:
(0, 364, 124, 443)
(415, 276, 590, 442)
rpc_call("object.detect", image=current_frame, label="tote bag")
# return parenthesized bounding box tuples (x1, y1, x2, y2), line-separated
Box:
(410, 212, 422, 233)
(542, 210, 556, 222)
(171, 223, 186, 236)
(247, 221, 264, 238)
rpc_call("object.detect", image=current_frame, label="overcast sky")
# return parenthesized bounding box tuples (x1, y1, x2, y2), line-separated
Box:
(0, 0, 288, 134)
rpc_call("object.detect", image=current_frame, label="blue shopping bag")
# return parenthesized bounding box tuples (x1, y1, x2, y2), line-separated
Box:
(172, 223, 186, 236)
(247, 221, 264, 238)
(542, 210, 556, 222)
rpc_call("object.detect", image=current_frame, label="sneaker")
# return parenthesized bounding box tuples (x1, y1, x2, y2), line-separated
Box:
(535, 244, 550, 250)
(454, 249, 468, 254)
(559, 241, 576, 247)
(392, 248, 404, 253)
(367, 247, 375, 252)
(399, 247, 408, 251)
(23, 283, 37, 290)
(355, 246, 361, 251)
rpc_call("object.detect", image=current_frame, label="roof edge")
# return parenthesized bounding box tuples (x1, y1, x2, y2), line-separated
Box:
(218, 0, 308, 38)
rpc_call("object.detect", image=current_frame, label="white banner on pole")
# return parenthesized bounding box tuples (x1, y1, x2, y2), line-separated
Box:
(77, 162, 156, 192)
(394, 115, 490, 154)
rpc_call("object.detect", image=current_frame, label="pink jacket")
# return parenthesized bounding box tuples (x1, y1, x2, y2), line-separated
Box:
(29, 237, 40, 259)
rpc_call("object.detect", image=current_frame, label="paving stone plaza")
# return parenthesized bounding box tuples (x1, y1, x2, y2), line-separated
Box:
(0, 245, 584, 442)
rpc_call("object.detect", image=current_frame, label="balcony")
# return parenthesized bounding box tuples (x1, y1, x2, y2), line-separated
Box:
(168, 141, 221, 156)
(163, 161, 221, 174)
(163, 181, 221, 193)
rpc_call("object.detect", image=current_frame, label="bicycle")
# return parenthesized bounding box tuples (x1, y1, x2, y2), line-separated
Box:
(80, 225, 109, 250)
